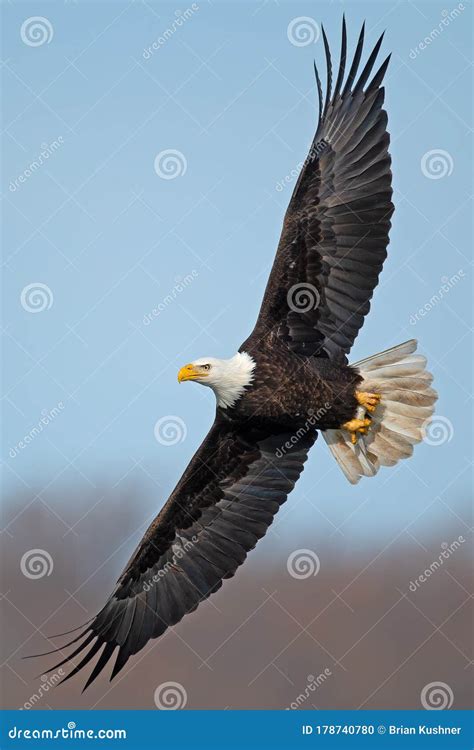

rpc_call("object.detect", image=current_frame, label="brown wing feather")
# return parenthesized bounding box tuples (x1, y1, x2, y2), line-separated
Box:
(36, 418, 316, 689)
(242, 18, 393, 363)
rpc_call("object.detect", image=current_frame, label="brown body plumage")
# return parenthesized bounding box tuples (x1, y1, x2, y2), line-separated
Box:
(232, 337, 361, 430)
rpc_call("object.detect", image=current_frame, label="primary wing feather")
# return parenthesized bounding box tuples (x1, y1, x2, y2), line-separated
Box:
(242, 17, 393, 363)
(38, 419, 316, 688)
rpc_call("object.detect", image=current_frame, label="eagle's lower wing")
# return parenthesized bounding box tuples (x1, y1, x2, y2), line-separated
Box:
(40, 418, 316, 689)
(242, 19, 394, 363)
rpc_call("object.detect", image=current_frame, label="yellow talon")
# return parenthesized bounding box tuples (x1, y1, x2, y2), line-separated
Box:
(342, 417, 371, 445)
(356, 391, 381, 413)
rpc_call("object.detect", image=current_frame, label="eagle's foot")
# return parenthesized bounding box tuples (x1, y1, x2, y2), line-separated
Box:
(342, 417, 371, 445)
(356, 391, 381, 413)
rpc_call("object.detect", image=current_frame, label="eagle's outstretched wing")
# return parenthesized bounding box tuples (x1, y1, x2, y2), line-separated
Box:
(35, 418, 316, 689)
(242, 18, 393, 363)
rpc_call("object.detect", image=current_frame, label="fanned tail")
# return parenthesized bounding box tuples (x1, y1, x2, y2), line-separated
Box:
(323, 340, 438, 484)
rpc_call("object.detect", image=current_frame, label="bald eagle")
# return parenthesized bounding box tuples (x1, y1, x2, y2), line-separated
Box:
(33, 19, 436, 690)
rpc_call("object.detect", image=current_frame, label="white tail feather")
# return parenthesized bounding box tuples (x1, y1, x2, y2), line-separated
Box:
(323, 340, 438, 484)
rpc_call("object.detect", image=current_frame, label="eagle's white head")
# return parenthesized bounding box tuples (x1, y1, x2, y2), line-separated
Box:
(177, 352, 256, 409)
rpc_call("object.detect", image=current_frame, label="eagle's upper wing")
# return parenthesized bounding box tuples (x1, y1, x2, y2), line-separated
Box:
(242, 19, 394, 363)
(40, 418, 316, 689)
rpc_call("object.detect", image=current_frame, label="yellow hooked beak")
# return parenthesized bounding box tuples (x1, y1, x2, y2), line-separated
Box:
(178, 363, 206, 383)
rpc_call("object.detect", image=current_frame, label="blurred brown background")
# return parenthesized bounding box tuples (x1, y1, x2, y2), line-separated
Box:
(1, 483, 472, 711)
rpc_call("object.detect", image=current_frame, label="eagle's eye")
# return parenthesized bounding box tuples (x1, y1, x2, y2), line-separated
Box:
(201, 364, 211, 371)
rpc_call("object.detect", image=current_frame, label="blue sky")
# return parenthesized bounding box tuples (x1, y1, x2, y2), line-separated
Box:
(2, 0, 472, 545)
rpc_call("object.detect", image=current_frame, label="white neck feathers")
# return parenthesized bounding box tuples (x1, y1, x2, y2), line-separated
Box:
(211, 352, 256, 409)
